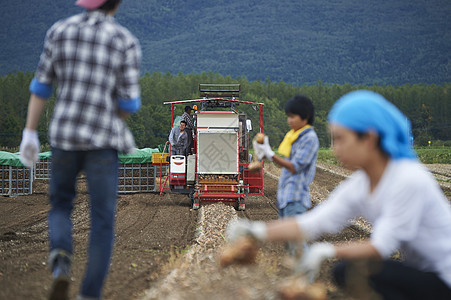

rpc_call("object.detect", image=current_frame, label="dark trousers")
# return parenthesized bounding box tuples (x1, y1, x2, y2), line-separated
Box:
(185, 128, 194, 154)
(332, 259, 451, 300)
(49, 148, 118, 298)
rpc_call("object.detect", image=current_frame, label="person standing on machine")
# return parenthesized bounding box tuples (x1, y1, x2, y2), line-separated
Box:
(180, 105, 195, 154)
(169, 121, 190, 156)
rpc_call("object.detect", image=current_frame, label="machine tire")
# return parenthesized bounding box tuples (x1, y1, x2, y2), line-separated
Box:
(192, 197, 200, 210)
(236, 198, 245, 211)
(189, 190, 194, 207)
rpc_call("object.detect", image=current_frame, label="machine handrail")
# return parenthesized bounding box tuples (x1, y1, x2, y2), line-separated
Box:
(159, 141, 171, 195)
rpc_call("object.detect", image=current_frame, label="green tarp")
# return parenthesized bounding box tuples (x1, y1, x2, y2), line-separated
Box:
(0, 151, 24, 167)
(118, 148, 160, 164)
(39, 151, 52, 159)
(0, 147, 165, 166)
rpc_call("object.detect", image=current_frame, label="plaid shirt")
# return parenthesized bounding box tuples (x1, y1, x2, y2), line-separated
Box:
(34, 11, 141, 153)
(277, 128, 319, 209)
(180, 112, 194, 130)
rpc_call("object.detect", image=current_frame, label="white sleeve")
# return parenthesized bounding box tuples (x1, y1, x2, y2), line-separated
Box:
(169, 129, 175, 145)
(370, 173, 426, 258)
(297, 174, 365, 240)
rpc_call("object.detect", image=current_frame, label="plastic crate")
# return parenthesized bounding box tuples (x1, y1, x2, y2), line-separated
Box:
(152, 152, 169, 165)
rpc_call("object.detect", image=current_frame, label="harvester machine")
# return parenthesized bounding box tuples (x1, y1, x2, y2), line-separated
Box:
(158, 84, 265, 210)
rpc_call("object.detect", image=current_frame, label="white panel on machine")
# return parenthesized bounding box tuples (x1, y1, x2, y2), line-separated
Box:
(186, 154, 196, 184)
(197, 131, 238, 174)
(197, 112, 239, 129)
(170, 155, 186, 173)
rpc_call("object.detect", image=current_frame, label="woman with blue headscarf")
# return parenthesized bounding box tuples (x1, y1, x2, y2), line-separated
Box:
(227, 90, 451, 299)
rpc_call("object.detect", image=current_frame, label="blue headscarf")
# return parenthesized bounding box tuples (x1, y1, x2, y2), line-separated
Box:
(328, 90, 416, 160)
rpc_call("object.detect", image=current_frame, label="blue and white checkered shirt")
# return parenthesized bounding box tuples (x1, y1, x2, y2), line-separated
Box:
(277, 128, 319, 209)
(34, 11, 141, 153)
(180, 112, 194, 130)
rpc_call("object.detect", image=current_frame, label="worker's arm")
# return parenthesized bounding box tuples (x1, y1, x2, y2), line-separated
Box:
(168, 129, 175, 145)
(26, 78, 52, 129)
(272, 155, 296, 174)
(335, 241, 381, 260)
(266, 218, 381, 259)
(117, 110, 130, 120)
(25, 94, 47, 130)
(266, 217, 303, 241)
(116, 35, 141, 119)
(20, 91, 48, 168)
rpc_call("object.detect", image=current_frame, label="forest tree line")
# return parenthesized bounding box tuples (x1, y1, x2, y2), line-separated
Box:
(2, 1, 450, 86)
(1, 71, 450, 150)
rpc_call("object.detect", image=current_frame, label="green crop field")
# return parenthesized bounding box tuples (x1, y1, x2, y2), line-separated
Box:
(318, 147, 451, 165)
(415, 148, 451, 164)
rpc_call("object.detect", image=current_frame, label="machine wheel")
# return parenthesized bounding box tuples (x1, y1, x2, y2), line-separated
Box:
(192, 197, 200, 210)
(236, 198, 245, 211)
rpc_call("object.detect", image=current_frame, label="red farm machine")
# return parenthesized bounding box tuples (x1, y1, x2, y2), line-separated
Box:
(156, 84, 265, 210)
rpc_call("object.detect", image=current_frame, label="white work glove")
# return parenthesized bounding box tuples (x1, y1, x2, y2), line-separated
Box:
(252, 136, 275, 161)
(19, 128, 40, 168)
(295, 242, 336, 279)
(252, 139, 265, 161)
(226, 219, 267, 242)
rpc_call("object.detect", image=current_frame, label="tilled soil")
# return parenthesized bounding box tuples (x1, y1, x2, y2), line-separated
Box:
(0, 164, 449, 300)
(0, 180, 198, 300)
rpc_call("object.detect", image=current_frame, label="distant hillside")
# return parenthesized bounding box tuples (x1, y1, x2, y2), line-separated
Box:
(1, 0, 450, 85)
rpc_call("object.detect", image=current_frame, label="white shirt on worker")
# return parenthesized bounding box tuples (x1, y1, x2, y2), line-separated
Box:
(297, 159, 451, 288)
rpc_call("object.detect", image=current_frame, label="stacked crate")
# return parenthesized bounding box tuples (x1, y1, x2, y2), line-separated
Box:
(117, 148, 166, 193)
(34, 152, 52, 180)
(1, 148, 166, 196)
(0, 152, 33, 196)
(118, 162, 157, 193)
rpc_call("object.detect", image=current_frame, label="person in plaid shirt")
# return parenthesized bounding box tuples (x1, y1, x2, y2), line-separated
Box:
(254, 95, 319, 255)
(180, 105, 195, 154)
(19, 0, 141, 299)
(255, 95, 319, 217)
(180, 105, 195, 130)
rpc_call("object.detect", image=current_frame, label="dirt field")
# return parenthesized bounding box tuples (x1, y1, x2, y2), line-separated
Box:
(0, 164, 449, 300)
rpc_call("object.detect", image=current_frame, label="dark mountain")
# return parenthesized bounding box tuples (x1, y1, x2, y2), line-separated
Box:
(1, 0, 450, 85)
